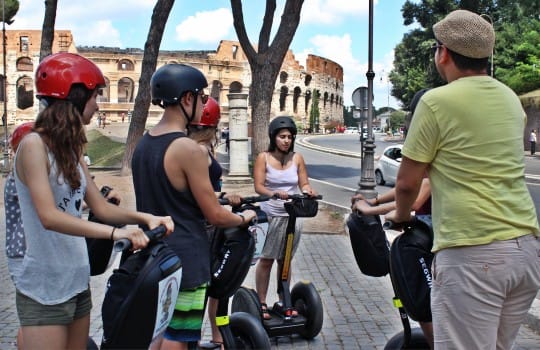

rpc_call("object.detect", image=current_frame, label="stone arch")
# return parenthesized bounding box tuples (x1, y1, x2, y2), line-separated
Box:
(304, 74, 312, 87)
(323, 92, 328, 107)
(279, 71, 288, 84)
(16, 57, 33, 71)
(293, 87, 301, 114)
(330, 93, 334, 106)
(98, 77, 110, 102)
(16, 76, 33, 110)
(211, 80, 223, 102)
(118, 77, 134, 103)
(229, 81, 243, 93)
(117, 58, 135, 71)
(279, 86, 289, 112)
(304, 90, 311, 113)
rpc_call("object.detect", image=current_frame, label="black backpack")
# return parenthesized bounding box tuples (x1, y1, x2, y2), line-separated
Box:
(389, 218, 434, 322)
(347, 212, 390, 277)
(101, 239, 182, 349)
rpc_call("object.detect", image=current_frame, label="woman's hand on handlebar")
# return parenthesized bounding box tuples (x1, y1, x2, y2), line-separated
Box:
(272, 190, 289, 200)
(114, 227, 150, 251)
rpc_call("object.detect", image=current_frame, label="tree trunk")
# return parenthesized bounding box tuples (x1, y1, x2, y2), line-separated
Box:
(231, 0, 304, 158)
(120, 0, 175, 176)
(39, 0, 57, 61)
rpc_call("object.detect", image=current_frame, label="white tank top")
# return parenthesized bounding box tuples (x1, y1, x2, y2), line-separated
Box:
(14, 150, 89, 305)
(260, 152, 300, 216)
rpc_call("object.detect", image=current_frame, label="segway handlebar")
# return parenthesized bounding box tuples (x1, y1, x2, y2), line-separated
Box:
(383, 219, 416, 231)
(218, 195, 271, 206)
(113, 225, 167, 252)
(286, 193, 323, 200)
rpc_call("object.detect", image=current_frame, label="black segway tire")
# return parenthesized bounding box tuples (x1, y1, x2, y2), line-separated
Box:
(229, 312, 271, 349)
(384, 327, 430, 349)
(231, 287, 262, 322)
(291, 281, 323, 339)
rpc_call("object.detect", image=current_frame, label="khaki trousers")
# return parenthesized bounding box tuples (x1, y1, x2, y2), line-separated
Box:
(431, 234, 540, 350)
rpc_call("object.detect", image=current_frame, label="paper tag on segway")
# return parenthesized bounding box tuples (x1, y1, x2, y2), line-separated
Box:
(152, 268, 182, 340)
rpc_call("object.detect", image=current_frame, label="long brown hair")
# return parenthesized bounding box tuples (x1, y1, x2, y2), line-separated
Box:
(34, 85, 91, 189)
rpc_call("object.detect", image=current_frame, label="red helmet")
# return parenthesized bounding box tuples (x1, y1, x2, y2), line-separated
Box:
(192, 97, 220, 127)
(35, 52, 106, 99)
(10, 122, 34, 150)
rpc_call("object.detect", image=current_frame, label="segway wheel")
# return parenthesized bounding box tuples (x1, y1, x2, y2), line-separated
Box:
(229, 312, 271, 349)
(291, 281, 323, 339)
(384, 327, 430, 349)
(231, 287, 262, 322)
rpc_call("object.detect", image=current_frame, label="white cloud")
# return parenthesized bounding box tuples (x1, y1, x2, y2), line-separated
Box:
(10, 0, 156, 48)
(301, 0, 375, 25)
(175, 8, 233, 44)
(74, 20, 122, 48)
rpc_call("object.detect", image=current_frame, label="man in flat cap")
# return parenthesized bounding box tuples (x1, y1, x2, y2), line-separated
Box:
(387, 9, 540, 349)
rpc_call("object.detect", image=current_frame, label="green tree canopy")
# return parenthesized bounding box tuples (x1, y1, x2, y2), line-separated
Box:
(1, 0, 19, 24)
(391, 0, 540, 107)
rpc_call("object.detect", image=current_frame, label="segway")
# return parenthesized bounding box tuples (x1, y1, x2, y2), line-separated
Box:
(100, 225, 183, 349)
(347, 212, 431, 349)
(205, 195, 272, 349)
(383, 219, 433, 349)
(231, 194, 324, 340)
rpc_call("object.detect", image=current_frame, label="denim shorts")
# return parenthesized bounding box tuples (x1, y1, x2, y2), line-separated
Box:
(16, 287, 92, 326)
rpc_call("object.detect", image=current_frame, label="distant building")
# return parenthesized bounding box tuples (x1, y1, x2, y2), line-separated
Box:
(0, 30, 343, 130)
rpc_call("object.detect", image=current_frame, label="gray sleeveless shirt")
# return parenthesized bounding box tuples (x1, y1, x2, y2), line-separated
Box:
(14, 151, 89, 304)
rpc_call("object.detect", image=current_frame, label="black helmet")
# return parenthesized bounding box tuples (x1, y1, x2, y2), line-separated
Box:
(151, 64, 208, 107)
(268, 116, 297, 153)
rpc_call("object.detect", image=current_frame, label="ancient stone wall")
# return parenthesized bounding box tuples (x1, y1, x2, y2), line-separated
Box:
(0, 31, 343, 131)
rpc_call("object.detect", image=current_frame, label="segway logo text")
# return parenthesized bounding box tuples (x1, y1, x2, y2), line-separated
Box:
(213, 249, 231, 278)
(419, 257, 432, 289)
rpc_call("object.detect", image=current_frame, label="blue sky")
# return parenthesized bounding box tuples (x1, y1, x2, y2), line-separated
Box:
(11, 0, 416, 109)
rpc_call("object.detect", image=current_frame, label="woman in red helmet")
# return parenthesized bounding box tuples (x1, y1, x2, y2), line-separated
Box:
(13, 53, 173, 349)
(189, 97, 242, 349)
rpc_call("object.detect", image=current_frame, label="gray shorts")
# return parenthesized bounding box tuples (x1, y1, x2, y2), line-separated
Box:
(16, 287, 92, 326)
(260, 216, 303, 260)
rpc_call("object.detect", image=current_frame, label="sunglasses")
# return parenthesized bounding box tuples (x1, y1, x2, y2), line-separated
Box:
(431, 42, 444, 54)
(198, 91, 209, 104)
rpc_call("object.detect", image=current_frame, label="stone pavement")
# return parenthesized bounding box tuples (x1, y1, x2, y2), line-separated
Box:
(1, 173, 540, 349)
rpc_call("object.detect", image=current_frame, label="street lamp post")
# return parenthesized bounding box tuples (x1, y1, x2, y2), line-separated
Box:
(356, 0, 377, 199)
(2, 0, 9, 173)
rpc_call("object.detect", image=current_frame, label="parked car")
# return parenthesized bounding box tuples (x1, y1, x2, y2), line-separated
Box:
(344, 126, 359, 134)
(375, 144, 403, 186)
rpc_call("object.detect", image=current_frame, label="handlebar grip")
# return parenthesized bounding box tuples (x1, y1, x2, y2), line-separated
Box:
(287, 194, 323, 200)
(218, 195, 271, 206)
(113, 225, 167, 252)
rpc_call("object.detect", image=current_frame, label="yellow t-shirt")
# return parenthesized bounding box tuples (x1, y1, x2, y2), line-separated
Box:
(403, 76, 539, 252)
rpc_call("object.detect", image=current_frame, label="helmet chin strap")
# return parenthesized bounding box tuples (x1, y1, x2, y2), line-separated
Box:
(178, 93, 199, 135)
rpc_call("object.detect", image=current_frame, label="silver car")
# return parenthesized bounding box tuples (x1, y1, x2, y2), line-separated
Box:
(375, 144, 403, 186)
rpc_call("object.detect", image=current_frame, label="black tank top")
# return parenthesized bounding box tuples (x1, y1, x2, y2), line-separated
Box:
(132, 131, 209, 289)
(208, 151, 222, 191)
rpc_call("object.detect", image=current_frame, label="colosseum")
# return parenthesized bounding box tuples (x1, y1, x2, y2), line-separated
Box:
(0, 30, 343, 132)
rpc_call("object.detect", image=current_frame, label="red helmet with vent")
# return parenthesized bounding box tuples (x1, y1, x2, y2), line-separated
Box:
(10, 122, 34, 151)
(192, 97, 220, 127)
(35, 53, 106, 99)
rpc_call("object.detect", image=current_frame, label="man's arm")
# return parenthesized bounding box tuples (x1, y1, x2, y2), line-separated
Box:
(388, 156, 429, 223)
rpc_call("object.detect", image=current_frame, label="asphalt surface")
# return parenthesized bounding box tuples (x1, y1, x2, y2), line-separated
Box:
(1, 126, 539, 349)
